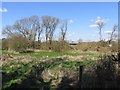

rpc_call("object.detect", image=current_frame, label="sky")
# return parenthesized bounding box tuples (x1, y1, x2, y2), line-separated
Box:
(0, 2, 118, 42)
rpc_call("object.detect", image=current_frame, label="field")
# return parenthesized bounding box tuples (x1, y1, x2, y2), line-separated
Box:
(1, 48, 119, 89)
(1, 49, 100, 89)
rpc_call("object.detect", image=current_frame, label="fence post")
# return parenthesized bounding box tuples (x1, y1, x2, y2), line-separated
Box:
(79, 65, 84, 89)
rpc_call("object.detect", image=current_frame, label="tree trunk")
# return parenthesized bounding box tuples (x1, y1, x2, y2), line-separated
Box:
(99, 28, 102, 41)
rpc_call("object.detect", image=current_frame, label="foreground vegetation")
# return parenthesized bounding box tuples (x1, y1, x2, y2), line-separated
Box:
(1, 52, 120, 89)
(2, 58, 95, 89)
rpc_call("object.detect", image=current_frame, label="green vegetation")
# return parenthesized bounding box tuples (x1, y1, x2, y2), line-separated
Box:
(76, 41, 118, 53)
(1, 50, 99, 58)
(1, 50, 8, 54)
(2, 58, 95, 89)
(2, 53, 119, 89)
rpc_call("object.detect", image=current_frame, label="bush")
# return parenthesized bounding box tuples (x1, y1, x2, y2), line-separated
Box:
(40, 41, 72, 52)
(81, 53, 119, 88)
(19, 49, 34, 53)
(40, 42, 50, 50)
(76, 42, 98, 51)
(7, 34, 28, 52)
(2, 39, 9, 50)
(93, 54, 118, 88)
(51, 41, 72, 52)
(109, 41, 118, 52)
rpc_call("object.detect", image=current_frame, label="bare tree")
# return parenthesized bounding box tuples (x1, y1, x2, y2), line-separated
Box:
(96, 19, 105, 41)
(60, 20, 68, 41)
(29, 16, 40, 48)
(37, 19, 43, 43)
(35, 17, 44, 48)
(13, 16, 40, 48)
(108, 25, 118, 45)
(42, 16, 50, 43)
(2, 25, 14, 51)
(2, 25, 14, 38)
(13, 18, 28, 39)
(2, 26, 28, 51)
(42, 16, 59, 45)
(8, 33, 28, 51)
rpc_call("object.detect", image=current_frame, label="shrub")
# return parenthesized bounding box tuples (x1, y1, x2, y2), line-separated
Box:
(81, 53, 119, 88)
(40, 41, 72, 52)
(93, 54, 118, 88)
(76, 42, 98, 51)
(51, 41, 72, 52)
(2, 39, 9, 50)
(8, 34, 28, 52)
(109, 41, 118, 52)
(19, 49, 34, 53)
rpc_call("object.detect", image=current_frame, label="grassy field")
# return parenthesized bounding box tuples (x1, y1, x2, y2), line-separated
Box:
(1, 50, 99, 58)
(1, 50, 118, 88)
(1, 49, 119, 89)
(1, 49, 99, 89)
(2, 57, 96, 89)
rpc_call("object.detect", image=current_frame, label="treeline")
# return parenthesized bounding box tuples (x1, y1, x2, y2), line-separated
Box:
(2, 16, 70, 52)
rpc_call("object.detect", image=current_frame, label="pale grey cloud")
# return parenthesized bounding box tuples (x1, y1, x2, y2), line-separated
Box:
(95, 16, 105, 24)
(69, 19, 73, 24)
(68, 32, 76, 37)
(0, 8, 8, 12)
(104, 30, 112, 34)
(96, 16, 101, 20)
(95, 19, 104, 24)
(89, 24, 98, 28)
(89, 16, 108, 28)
